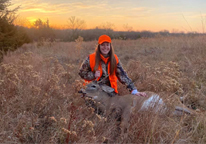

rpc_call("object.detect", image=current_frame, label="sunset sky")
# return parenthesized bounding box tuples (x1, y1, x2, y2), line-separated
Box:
(11, 0, 206, 32)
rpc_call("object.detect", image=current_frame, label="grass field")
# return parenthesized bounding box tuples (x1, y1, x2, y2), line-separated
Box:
(1, 35, 206, 143)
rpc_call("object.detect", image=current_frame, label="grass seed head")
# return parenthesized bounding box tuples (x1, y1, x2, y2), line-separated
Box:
(49, 116, 57, 122)
(62, 128, 71, 134)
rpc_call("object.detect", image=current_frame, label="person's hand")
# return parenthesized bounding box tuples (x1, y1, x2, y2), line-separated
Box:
(131, 89, 148, 97)
(95, 70, 100, 78)
(135, 92, 148, 97)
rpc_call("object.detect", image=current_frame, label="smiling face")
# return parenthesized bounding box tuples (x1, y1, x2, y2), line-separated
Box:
(100, 42, 111, 56)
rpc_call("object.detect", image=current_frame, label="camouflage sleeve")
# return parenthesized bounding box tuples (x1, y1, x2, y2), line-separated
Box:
(79, 57, 96, 81)
(116, 60, 137, 92)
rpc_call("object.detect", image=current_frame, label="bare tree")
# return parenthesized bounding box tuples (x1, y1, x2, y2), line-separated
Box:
(67, 16, 86, 30)
(123, 23, 133, 32)
(96, 22, 115, 36)
(98, 22, 115, 30)
(67, 16, 86, 41)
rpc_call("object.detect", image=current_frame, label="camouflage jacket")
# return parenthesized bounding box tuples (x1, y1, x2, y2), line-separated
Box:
(79, 56, 137, 92)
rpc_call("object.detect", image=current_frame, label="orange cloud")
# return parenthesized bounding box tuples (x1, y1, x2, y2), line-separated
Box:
(21, 8, 56, 13)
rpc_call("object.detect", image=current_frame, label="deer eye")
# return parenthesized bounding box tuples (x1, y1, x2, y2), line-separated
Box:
(91, 85, 96, 88)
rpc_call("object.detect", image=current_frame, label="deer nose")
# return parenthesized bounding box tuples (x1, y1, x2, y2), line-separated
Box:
(78, 89, 86, 94)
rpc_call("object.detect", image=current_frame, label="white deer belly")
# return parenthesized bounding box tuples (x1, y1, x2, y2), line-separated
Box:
(139, 94, 165, 112)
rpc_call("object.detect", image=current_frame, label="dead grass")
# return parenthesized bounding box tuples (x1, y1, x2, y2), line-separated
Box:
(1, 35, 206, 143)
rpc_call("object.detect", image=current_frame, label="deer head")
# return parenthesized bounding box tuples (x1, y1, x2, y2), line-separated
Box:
(78, 81, 115, 99)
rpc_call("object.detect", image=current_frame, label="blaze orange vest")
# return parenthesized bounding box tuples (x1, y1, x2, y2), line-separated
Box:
(88, 53, 119, 93)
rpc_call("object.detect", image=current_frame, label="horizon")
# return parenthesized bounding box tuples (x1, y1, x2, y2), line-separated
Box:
(10, 0, 206, 33)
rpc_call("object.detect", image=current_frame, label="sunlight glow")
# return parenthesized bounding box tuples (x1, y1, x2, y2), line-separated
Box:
(10, 0, 206, 32)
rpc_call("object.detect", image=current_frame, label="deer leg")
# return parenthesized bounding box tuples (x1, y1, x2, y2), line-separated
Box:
(173, 104, 195, 116)
(120, 107, 131, 139)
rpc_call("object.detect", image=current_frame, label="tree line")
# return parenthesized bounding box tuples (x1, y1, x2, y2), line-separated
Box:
(24, 17, 203, 42)
(24, 16, 204, 42)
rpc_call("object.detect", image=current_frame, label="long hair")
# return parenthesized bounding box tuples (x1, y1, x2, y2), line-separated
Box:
(94, 44, 117, 75)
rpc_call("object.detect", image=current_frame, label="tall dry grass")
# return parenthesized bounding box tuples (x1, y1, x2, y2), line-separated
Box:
(0, 35, 206, 143)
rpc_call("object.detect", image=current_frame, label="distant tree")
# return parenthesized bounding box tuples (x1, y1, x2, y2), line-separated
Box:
(158, 30, 170, 36)
(33, 19, 50, 29)
(0, 0, 31, 60)
(123, 23, 133, 32)
(118, 24, 134, 40)
(98, 22, 115, 31)
(67, 16, 86, 41)
(30, 18, 55, 41)
(96, 22, 115, 37)
(33, 19, 44, 29)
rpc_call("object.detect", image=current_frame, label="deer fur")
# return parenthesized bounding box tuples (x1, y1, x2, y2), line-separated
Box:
(79, 81, 196, 136)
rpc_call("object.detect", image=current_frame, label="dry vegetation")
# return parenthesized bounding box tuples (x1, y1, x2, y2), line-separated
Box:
(1, 35, 206, 143)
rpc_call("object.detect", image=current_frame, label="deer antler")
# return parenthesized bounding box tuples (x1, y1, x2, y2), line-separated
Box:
(97, 74, 110, 84)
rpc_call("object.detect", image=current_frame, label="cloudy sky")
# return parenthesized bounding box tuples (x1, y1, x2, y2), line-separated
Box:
(11, 0, 206, 32)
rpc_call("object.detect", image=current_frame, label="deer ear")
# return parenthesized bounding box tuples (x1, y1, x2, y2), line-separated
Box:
(101, 85, 114, 93)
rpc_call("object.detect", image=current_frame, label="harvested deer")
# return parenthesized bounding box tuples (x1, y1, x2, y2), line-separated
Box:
(79, 81, 196, 136)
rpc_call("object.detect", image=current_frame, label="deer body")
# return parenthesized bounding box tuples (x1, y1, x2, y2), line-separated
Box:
(79, 82, 196, 136)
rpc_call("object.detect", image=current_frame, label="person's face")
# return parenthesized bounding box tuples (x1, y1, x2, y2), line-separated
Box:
(100, 42, 111, 56)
